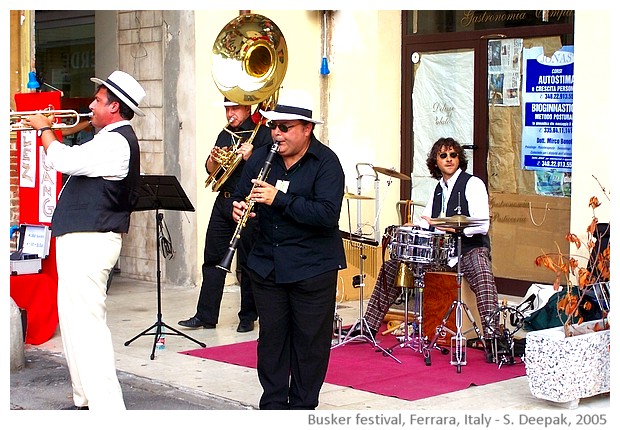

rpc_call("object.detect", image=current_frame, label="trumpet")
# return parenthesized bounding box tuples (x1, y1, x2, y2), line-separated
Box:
(217, 141, 280, 272)
(10, 109, 93, 131)
(204, 124, 259, 192)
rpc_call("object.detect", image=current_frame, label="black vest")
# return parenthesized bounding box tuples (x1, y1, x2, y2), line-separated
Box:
(431, 171, 490, 255)
(51, 125, 140, 237)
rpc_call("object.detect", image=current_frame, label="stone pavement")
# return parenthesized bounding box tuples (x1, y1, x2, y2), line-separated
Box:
(10, 347, 249, 411)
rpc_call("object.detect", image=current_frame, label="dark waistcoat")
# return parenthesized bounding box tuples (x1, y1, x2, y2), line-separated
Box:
(431, 171, 490, 256)
(51, 125, 140, 237)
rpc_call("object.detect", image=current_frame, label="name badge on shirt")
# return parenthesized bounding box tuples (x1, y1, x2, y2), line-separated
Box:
(275, 180, 289, 193)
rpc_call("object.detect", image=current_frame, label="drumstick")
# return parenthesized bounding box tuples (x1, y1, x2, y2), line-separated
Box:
(382, 320, 404, 336)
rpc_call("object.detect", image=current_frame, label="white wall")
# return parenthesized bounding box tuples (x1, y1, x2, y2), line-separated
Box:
(572, 11, 613, 265)
(195, 10, 402, 254)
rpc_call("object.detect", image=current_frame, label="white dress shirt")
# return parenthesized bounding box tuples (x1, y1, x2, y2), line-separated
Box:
(45, 120, 132, 181)
(417, 169, 490, 236)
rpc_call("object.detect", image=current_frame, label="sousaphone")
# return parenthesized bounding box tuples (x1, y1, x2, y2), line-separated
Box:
(206, 14, 288, 191)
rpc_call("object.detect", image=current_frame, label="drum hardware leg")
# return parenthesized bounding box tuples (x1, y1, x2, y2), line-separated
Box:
(332, 308, 343, 347)
(387, 263, 432, 364)
(389, 289, 428, 357)
(427, 233, 484, 372)
(484, 305, 526, 368)
(330, 241, 401, 363)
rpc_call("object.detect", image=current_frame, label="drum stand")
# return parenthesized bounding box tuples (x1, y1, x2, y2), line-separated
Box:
(428, 232, 485, 373)
(331, 240, 400, 363)
(385, 262, 431, 365)
(331, 305, 343, 347)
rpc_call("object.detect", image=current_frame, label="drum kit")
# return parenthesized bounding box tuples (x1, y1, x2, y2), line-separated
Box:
(376, 208, 488, 372)
(336, 166, 489, 372)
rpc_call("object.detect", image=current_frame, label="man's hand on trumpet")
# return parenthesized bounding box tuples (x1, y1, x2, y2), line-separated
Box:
(23, 113, 55, 130)
(23, 113, 57, 151)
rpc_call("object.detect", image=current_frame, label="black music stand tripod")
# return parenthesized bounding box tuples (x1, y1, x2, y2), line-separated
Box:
(124, 175, 206, 359)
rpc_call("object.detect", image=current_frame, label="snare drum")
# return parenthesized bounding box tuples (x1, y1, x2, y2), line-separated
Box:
(386, 226, 454, 265)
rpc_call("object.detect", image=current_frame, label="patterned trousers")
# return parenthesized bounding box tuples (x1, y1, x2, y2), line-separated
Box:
(364, 247, 499, 338)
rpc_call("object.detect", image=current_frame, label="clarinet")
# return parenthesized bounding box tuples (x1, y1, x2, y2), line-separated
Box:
(217, 141, 280, 272)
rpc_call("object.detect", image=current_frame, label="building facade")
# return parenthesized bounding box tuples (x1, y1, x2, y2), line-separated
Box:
(8, 10, 613, 296)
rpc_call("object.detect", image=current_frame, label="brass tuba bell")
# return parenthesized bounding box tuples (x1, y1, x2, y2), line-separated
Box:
(206, 14, 288, 192)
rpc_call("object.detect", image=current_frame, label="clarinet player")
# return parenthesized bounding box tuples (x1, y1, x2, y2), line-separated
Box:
(231, 89, 346, 409)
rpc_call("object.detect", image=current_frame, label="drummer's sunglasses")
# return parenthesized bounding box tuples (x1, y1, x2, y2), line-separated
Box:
(439, 152, 458, 159)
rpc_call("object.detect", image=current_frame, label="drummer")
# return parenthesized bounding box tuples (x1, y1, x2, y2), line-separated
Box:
(345, 137, 499, 363)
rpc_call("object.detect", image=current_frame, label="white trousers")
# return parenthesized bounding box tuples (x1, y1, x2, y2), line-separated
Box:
(56, 232, 125, 410)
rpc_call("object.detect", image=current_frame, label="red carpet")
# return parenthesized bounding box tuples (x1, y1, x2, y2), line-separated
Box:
(180, 327, 526, 402)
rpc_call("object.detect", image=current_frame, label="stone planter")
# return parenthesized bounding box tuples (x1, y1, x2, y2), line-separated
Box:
(525, 319, 610, 406)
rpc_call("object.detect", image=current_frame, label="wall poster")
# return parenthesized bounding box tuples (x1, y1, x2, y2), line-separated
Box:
(521, 47, 574, 172)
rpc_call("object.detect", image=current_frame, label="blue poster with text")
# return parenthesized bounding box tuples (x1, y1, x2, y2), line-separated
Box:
(522, 46, 573, 172)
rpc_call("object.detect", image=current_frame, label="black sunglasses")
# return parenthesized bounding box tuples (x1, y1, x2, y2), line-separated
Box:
(267, 121, 298, 133)
(439, 152, 458, 159)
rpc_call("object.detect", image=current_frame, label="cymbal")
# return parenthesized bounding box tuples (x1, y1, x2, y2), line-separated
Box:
(373, 166, 411, 181)
(429, 215, 488, 228)
(343, 192, 374, 200)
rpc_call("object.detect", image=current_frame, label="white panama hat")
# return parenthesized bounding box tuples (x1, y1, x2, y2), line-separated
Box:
(259, 89, 323, 124)
(222, 97, 239, 107)
(91, 70, 146, 117)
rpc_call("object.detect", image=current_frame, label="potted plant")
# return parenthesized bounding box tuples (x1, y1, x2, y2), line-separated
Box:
(525, 184, 610, 406)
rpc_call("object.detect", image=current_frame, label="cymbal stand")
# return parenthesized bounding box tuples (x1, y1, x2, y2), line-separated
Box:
(331, 240, 400, 363)
(428, 229, 484, 373)
(332, 280, 344, 346)
(386, 262, 431, 365)
(355, 163, 380, 242)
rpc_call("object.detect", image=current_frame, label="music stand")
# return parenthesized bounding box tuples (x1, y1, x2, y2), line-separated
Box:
(124, 175, 206, 359)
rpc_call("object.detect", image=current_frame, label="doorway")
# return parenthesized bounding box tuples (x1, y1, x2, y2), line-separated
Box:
(400, 10, 574, 296)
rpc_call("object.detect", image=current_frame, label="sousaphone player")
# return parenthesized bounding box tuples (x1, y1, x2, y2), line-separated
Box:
(177, 13, 281, 333)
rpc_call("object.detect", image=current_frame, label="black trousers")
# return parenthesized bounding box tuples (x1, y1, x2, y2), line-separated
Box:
(250, 269, 337, 410)
(196, 192, 257, 325)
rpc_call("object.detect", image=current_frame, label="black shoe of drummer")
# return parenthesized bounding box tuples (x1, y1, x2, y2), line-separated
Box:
(485, 339, 496, 363)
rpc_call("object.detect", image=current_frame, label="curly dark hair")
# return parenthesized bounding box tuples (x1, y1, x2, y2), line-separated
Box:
(425, 137, 468, 180)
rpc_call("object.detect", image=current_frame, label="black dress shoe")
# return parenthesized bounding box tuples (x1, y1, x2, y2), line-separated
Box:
(236, 320, 255, 333)
(178, 316, 215, 329)
(62, 405, 89, 410)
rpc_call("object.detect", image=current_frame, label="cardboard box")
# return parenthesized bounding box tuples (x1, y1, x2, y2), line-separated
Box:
(489, 192, 570, 283)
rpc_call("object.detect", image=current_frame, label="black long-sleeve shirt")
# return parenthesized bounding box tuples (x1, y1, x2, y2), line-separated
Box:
(233, 134, 347, 283)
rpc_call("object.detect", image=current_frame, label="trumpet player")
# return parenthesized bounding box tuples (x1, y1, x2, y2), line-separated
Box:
(178, 98, 271, 333)
(24, 70, 146, 410)
(231, 90, 346, 410)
